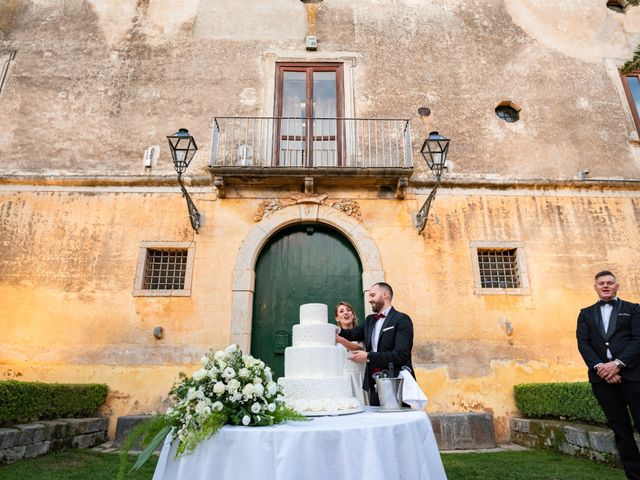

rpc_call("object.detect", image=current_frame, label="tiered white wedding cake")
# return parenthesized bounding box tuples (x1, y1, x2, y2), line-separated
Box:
(278, 303, 362, 415)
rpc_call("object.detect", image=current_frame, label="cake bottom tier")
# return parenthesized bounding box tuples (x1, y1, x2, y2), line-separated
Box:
(278, 377, 361, 413)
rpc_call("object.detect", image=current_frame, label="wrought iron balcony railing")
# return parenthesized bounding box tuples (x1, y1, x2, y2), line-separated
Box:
(209, 117, 413, 169)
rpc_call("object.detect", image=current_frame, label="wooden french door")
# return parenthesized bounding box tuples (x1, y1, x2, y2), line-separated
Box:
(250, 224, 363, 379)
(274, 63, 344, 167)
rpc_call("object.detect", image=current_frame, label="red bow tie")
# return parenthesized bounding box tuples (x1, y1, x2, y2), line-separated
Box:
(375, 313, 386, 320)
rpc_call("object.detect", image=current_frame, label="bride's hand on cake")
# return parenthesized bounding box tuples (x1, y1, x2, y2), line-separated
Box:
(349, 350, 368, 364)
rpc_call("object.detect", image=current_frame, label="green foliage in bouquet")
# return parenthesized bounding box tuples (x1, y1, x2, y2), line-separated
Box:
(117, 345, 307, 479)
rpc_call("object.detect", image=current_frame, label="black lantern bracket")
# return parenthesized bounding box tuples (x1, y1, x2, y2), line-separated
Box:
(415, 131, 450, 234)
(167, 128, 202, 233)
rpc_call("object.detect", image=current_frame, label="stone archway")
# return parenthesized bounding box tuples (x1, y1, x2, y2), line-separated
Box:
(230, 202, 384, 352)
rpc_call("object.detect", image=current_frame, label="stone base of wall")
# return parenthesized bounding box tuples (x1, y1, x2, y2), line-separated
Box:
(0, 418, 108, 465)
(429, 413, 496, 450)
(510, 417, 635, 465)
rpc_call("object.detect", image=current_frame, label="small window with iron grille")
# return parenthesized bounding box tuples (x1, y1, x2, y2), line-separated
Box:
(134, 242, 195, 296)
(471, 241, 529, 295)
(477, 249, 520, 288)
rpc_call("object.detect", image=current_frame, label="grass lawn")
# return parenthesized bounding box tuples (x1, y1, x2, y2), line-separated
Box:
(441, 450, 626, 480)
(0, 449, 157, 480)
(0, 448, 626, 479)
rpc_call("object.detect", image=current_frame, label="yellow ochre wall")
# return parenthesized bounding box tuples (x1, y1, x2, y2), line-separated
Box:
(2, 185, 639, 440)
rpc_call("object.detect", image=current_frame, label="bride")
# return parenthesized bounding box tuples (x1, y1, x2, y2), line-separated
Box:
(334, 301, 369, 405)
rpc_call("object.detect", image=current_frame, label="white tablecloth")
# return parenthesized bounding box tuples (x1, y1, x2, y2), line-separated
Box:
(153, 408, 447, 480)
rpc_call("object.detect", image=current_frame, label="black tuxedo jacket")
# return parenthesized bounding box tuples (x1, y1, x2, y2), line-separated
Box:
(340, 306, 414, 390)
(576, 298, 640, 383)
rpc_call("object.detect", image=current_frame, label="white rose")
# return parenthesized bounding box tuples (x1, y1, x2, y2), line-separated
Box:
(226, 344, 238, 354)
(242, 415, 251, 426)
(192, 368, 207, 381)
(195, 402, 211, 416)
(200, 356, 210, 367)
(214, 351, 226, 361)
(244, 356, 256, 367)
(267, 403, 276, 413)
(252, 377, 262, 384)
(213, 382, 226, 394)
(243, 383, 256, 397)
(212, 401, 223, 411)
(251, 402, 261, 414)
(238, 368, 250, 378)
(253, 383, 264, 397)
(222, 367, 236, 379)
(217, 360, 227, 370)
(267, 383, 278, 396)
(187, 388, 197, 401)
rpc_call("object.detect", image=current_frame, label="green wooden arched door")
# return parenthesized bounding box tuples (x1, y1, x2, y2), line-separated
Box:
(251, 223, 363, 379)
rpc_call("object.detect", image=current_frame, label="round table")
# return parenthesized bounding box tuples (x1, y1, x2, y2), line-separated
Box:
(152, 408, 447, 480)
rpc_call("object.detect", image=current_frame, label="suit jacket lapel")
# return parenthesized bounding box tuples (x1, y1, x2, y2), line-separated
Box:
(593, 303, 607, 340)
(378, 307, 396, 342)
(606, 300, 622, 339)
(364, 315, 375, 351)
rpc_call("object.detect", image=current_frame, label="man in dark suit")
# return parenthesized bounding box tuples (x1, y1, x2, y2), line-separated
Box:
(577, 270, 640, 479)
(338, 282, 414, 406)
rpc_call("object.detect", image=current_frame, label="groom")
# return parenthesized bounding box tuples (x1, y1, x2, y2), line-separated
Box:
(576, 270, 640, 479)
(338, 282, 414, 406)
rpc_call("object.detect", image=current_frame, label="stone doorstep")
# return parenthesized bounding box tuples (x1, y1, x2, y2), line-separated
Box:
(114, 415, 159, 450)
(429, 412, 497, 450)
(510, 417, 637, 465)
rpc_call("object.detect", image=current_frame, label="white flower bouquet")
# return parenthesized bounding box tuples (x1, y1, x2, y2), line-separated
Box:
(118, 345, 306, 478)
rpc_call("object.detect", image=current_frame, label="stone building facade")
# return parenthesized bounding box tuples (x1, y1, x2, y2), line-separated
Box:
(1, 0, 640, 441)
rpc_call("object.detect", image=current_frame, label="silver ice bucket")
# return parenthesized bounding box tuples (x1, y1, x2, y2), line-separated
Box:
(373, 374, 404, 410)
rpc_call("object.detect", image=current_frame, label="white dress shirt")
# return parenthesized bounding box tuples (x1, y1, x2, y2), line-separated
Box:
(371, 306, 392, 352)
(600, 298, 617, 360)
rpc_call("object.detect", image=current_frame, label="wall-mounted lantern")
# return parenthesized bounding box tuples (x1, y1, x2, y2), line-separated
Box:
(415, 131, 451, 234)
(167, 128, 201, 233)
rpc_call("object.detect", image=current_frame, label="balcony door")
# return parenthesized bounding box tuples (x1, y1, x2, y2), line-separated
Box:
(275, 63, 344, 167)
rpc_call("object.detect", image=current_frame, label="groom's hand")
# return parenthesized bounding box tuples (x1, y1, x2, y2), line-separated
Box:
(596, 361, 621, 381)
(349, 350, 368, 364)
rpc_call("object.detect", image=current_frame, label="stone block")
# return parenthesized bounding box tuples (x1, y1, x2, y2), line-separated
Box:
(0, 446, 27, 465)
(62, 418, 90, 436)
(0, 429, 20, 449)
(509, 417, 530, 433)
(429, 412, 496, 450)
(15, 424, 47, 444)
(72, 434, 95, 449)
(563, 425, 590, 448)
(37, 420, 68, 439)
(49, 437, 73, 453)
(588, 429, 618, 454)
(24, 441, 50, 459)
(114, 415, 155, 448)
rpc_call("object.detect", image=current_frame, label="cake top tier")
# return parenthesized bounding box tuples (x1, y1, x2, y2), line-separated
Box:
(299, 303, 328, 325)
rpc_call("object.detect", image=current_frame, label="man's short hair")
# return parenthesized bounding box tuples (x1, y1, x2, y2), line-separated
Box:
(372, 282, 393, 300)
(595, 270, 616, 281)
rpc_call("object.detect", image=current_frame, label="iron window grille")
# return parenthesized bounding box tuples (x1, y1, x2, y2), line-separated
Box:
(142, 249, 188, 290)
(495, 105, 519, 123)
(477, 248, 521, 289)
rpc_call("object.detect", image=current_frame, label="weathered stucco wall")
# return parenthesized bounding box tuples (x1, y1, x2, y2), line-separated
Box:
(2, 0, 640, 442)
(2, 186, 640, 440)
(0, 0, 639, 177)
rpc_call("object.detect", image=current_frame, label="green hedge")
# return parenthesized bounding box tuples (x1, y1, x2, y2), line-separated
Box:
(0, 380, 108, 426)
(514, 382, 607, 425)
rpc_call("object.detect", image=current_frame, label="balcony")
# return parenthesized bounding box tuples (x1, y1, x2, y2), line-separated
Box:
(209, 116, 414, 196)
